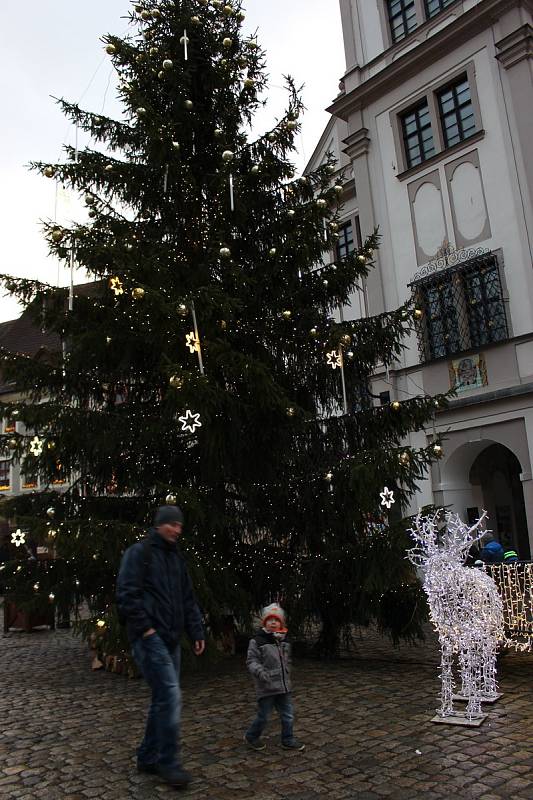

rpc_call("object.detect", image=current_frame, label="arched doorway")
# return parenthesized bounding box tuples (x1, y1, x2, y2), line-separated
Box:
(469, 444, 530, 559)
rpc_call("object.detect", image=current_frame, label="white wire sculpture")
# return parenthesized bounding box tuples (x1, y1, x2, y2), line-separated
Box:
(407, 511, 504, 723)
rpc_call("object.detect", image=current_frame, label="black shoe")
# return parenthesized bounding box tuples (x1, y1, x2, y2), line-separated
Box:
(137, 761, 158, 774)
(282, 739, 305, 751)
(156, 765, 192, 788)
(244, 734, 266, 751)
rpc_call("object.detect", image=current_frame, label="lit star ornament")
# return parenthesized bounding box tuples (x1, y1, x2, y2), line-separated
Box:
(326, 350, 342, 369)
(185, 331, 200, 353)
(380, 487, 395, 509)
(108, 276, 124, 296)
(11, 529, 26, 548)
(29, 436, 44, 456)
(178, 410, 202, 434)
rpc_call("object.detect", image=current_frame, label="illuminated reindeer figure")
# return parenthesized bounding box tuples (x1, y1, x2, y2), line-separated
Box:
(407, 511, 504, 721)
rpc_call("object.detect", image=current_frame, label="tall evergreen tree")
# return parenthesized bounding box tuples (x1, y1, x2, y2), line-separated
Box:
(0, 0, 446, 660)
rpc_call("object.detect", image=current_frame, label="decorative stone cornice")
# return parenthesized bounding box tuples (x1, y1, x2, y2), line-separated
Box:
(328, 0, 531, 119)
(343, 128, 370, 160)
(495, 23, 533, 68)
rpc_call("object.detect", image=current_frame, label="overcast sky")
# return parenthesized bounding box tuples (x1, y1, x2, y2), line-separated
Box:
(0, 1, 344, 322)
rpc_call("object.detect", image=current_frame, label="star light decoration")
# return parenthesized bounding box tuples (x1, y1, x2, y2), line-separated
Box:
(326, 350, 342, 369)
(185, 331, 200, 353)
(380, 486, 395, 509)
(11, 529, 26, 548)
(178, 409, 202, 433)
(29, 436, 44, 456)
(108, 276, 124, 296)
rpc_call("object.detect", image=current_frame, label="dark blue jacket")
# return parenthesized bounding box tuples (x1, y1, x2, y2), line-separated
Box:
(479, 540, 505, 564)
(116, 528, 204, 649)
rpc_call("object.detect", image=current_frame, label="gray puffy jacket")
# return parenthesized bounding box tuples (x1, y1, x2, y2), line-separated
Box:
(246, 629, 291, 698)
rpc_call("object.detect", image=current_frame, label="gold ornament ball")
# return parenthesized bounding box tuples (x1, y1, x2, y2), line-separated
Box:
(7, 438, 17, 450)
(132, 287, 145, 300)
(213, 0, 223, 7)
(267, 132, 276, 142)
(177, 303, 188, 317)
(214, 128, 223, 138)
(391, 400, 401, 411)
(330, 222, 339, 232)
(309, 327, 318, 338)
(399, 451, 410, 465)
(199, 0, 208, 4)
(172, 141, 180, 151)
(282, 310, 292, 320)
(46, 507, 56, 519)
(158, 71, 165, 80)
(51, 228, 64, 243)
(222, 150, 234, 162)
(191, 15, 201, 25)
(223, 4, 233, 14)
(33, 583, 40, 591)
(222, 37, 232, 48)
(251, 164, 260, 174)
(141, 9, 151, 19)
(414, 308, 423, 320)
(152, 8, 162, 18)
(286, 406, 295, 417)
(287, 209, 295, 217)
(326, 164, 336, 174)
(220, 246, 231, 258)
(169, 375, 183, 389)
(286, 120, 297, 130)
(357, 254, 367, 263)
(324, 471, 333, 482)
(269, 247, 277, 256)
(316, 198, 327, 208)
(433, 444, 443, 457)
(166, 493, 178, 504)
(105, 163, 113, 172)
(149, 47, 159, 56)
(105, 43, 116, 54)
(163, 59, 173, 70)
(237, 11, 245, 21)
(219, 319, 227, 330)
(341, 334, 351, 346)
(85, 194, 95, 205)
(43, 165, 56, 178)
(88, 209, 96, 218)
(244, 78, 255, 89)
(136, 107, 147, 116)
(184, 99, 194, 110)
(334, 184, 343, 194)
(134, 4, 143, 12)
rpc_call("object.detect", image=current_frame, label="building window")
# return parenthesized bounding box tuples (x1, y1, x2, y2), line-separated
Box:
(387, 0, 417, 43)
(412, 253, 508, 362)
(0, 460, 10, 490)
(401, 102, 435, 168)
(437, 76, 476, 148)
(425, 0, 456, 18)
(336, 221, 355, 261)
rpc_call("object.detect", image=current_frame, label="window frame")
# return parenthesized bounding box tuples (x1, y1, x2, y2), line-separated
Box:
(437, 75, 477, 149)
(386, 0, 418, 44)
(0, 459, 11, 491)
(400, 99, 436, 169)
(380, 0, 461, 49)
(391, 62, 483, 179)
(411, 251, 510, 363)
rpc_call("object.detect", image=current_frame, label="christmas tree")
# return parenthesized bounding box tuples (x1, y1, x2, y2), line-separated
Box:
(0, 0, 447, 661)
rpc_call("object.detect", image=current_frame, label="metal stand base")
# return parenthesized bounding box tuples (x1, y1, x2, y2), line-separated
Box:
(431, 712, 486, 727)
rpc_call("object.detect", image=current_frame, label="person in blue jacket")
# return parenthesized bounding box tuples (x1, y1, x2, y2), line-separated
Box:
(116, 505, 205, 789)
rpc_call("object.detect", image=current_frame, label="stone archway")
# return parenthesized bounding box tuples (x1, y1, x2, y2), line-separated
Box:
(469, 444, 530, 559)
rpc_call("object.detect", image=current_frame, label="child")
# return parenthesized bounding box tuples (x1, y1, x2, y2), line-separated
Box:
(244, 603, 305, 751)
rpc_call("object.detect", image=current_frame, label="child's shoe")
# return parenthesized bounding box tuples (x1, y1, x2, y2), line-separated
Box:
(282, 739, 305, 751)
(244, 734, 266, 751)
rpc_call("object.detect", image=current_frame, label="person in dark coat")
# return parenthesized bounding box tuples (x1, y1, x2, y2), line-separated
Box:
(479, 533, 505, 564)
(116, 505, 205, 788)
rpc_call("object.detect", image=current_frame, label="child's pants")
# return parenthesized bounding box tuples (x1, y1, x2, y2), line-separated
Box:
(246, 692, 295, 743)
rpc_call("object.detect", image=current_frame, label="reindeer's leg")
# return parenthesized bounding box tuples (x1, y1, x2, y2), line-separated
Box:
(439, 636, 455, 717)
(481, 637, 498, 699)
(464, 638, 483, 719)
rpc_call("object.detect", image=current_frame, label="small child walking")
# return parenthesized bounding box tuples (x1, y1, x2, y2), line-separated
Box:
(244, 603, 305, 751)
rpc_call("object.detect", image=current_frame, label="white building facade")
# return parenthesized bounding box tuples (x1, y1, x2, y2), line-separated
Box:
(307, 0, 533, 557)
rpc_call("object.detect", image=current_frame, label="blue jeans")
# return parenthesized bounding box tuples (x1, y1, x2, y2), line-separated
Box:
(246, 693, 295, 743)
(132, 633, 182, 768)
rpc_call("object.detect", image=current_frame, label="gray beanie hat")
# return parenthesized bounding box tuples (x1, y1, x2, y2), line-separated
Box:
(154, 505, 184, 526)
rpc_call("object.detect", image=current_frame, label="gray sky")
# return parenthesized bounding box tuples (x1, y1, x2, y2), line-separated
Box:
(0, 1, 344, 322)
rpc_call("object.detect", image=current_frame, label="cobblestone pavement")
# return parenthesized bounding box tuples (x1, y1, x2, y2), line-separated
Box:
(0, 626, 532, 800)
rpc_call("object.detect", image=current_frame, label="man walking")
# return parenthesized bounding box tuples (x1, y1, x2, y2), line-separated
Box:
(117, 505, 205, 788)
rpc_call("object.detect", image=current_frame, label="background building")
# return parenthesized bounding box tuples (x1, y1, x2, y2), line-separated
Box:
(307, 0, 533, 557)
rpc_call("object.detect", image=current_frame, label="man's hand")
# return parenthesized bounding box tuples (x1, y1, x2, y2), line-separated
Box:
(143, 628, 157, 638)
(194, 640, 205, 656)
